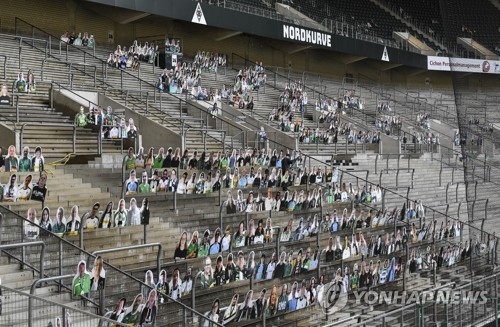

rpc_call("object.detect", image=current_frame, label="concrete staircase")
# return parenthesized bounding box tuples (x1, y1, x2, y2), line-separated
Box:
(0, 34, 123, 162)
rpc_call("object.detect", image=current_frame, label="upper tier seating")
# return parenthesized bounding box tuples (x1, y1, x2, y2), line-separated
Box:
(439, 0, 500, 55)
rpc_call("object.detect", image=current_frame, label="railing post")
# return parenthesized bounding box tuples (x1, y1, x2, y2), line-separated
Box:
(16, 96, 19, 123)
(172, 190, 177, 212)
(139, 67, 142, 92)
(58, 240, 63, 292)
(403, 244, 408, 292)
(79, 213, 84, 248)
(219, 201, 225, 232)
(18, 45, 22, 69)
(382, 189, 387, 212)
(73, 124, 77, 154)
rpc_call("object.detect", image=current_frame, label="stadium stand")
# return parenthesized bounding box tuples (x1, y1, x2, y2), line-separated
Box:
(0, 0, 499, 326)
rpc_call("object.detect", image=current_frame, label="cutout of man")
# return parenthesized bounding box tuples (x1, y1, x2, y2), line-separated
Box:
(72, 260, 91, 297)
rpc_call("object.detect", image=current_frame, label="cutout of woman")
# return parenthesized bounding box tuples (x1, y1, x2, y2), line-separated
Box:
(65, 312, 72, 327)
(99, 201, 114, 228)
(121, 293, 143, 325)
(204, 298, 220, 327)
(142, 270, 155, 299)
(90, 256, 106, 291)
(186, 172, 196, 194)
(266, 285, 278, 318)
(174, 231, 188, 260)
(245, 251, 256, 279)
(238, 290, 256, 321)
(26, 69, 36, 93)
(17, 174, 32, 201)
(226, 191, 237, 214)
(0, 84, 11, 105)
(127, 198, 141, 226)
(140, 288, 157, 326)
(25, 207, 39, 240)
(222, 294, 240, 324)
(39, 207, 52, 234)
(177, 172, 188, 194)
(233, 221, 246, 248)
(106, 297, 126, 324)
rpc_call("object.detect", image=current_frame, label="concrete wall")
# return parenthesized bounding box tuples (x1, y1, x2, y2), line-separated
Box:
(219, 102, 297, 150)
(186, 100, 250, 138)
(429, 119, 455, 149)
(379, 133, 400, 154)
(0, 122, 18, 152)
(52, 90, 182, 150)
(60, 90, 99, 107)
(186, 99, 297, 150)
(97, 94, 182, 151)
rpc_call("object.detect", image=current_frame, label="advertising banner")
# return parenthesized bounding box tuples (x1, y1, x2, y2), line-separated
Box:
(428, 56, 500, 74)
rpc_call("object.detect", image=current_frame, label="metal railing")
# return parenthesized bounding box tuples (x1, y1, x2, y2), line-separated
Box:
(0, 205, 216, 325)
(379, 168, 415, 189)
(9, 19, 248, 153)
(325, 270, 500, 327)
(0, 241, 45, 276)
(260, 135, 500, 250)
(1, 284, 130, 327)
(20, 122, 80, 154)
(0, 54, 6, 79)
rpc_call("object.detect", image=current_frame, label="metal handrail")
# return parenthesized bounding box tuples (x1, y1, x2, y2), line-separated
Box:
(0, 33, 49, 68)
(379, 168, 415, 188)
(88, 243, 162, 279)
(231, 130, 246, 149)
(0, 54, 6, 80)
(1, 284, 130, 327)
(339, 169, 370, 190)
(0, 241, 45, 278)
(51, 81, 98, 107)
(0, 204, 216, 324)
(20, 121, 78, 154)
(13, 19, 246, 151)
(41, 59, 98, 87)
(269, 139, 500, 246)
(183, 128, 227, 153)
(28, 274, 77, 327)
(261, 53, 500, 177)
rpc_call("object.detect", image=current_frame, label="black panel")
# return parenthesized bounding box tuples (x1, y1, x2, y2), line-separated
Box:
(84, 0, 428, 69)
